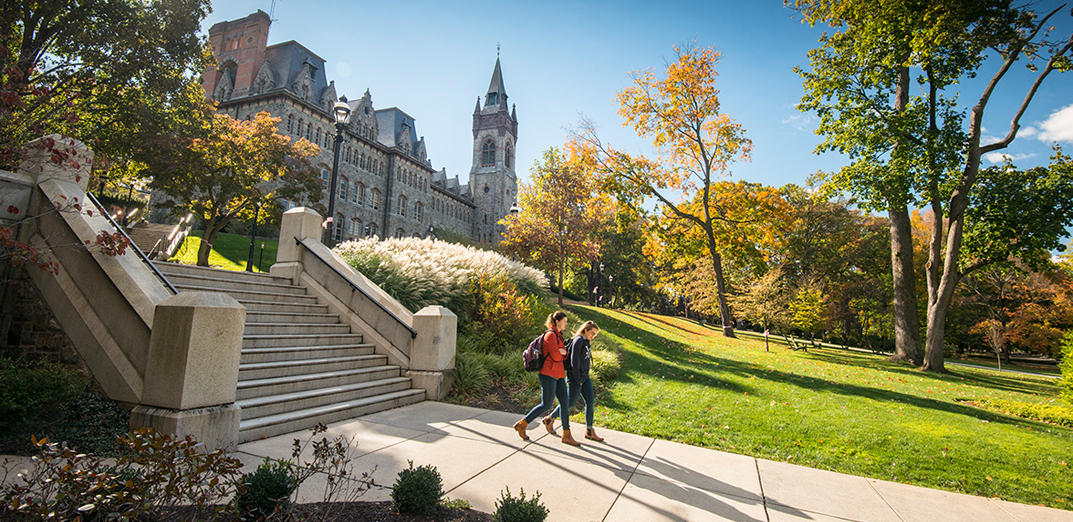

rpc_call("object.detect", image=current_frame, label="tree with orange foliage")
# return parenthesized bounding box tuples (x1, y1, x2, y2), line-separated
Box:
(574, 45, 779, 336)
(500, 147, 607, 306)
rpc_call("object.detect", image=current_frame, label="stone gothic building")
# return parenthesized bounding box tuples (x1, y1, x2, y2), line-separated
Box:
(201, 10, 518, 243)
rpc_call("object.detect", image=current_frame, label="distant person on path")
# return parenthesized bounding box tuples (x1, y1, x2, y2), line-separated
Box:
(543, 321, 604, 442)
(514, 311, 581, 446)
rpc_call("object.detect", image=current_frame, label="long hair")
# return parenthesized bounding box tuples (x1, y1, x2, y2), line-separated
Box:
(573, 321, 599, 338)
(545, 310, 568, 329)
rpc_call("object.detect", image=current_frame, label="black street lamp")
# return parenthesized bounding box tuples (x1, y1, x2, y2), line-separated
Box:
(245, 201, 261, 272)
(322, 96, 351, 247)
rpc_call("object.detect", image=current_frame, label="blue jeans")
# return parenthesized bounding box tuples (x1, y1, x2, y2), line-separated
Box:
(524, 374, 570, 430)
(549, 378, 594, 428)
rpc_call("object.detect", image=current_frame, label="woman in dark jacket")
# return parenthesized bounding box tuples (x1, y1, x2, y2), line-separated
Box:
(513, 311, 581, 446)
(543, 321, 604, 442)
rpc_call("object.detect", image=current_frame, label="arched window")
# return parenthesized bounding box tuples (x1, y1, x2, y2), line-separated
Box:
(398, 195, 407, 218)
(315, 128, 321, 146)
(372, 189, 381, 211)
(369, 222, 378, 237)
(395, 228, 405, 239)
(340, 178, 348, 201)
(287, 114, 293, 133)
(334, 214, 344, 241)
(415, 202, 423, 222)
(481, 140, 496, 167)
(356, 183, 364, 205)
(505, 142, 513, 169)
(353, 218, 362, 237)
(321, 167, 330, 192)
(345, 147, 351, 163)
(306, 123, 312, 140)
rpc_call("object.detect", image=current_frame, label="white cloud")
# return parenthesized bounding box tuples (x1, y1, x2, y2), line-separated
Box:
(1018, 125, 1038, 138)
(983, 152, 1038, 164)
(1038, 104, 1073, 144)
(781, 113, 815, 132)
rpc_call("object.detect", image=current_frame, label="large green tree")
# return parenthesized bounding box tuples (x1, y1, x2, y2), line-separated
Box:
(792, 0, 1073, 371)
(144, 111, 322, 267)
(0, 0, 210, 172)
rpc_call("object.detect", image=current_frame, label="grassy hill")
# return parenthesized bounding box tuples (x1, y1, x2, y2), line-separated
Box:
(560, 305, 1073, 510)
(171, 231, 278, 272)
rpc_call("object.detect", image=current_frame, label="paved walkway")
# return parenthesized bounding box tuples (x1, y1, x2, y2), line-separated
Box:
(235, 402, 1073, 522)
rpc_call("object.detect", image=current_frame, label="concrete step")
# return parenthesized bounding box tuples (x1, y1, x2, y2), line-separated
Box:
(162, 272, 309, 297)
(238, 354, 388, 380)
(153, 261, 292, 285)
(242, 333, 364, 349)
(236, 377, 414, 419)
(238, 300, 330, 314)
(243, 322, 352, 336)
(238, 389, 426, 442)
(245, 311, 340, 324)
(236, 366, 403, 400)
(173, 284, 319, 305)
(241, 344, 375, 364)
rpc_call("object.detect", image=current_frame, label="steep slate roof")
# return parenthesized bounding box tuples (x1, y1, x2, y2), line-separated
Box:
(262, 41, 329, 101)
(487, 57, 507, 100)
(374, 107, 420, 150)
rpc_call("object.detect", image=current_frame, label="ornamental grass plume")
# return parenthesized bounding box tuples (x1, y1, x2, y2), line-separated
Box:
(334, 237, 547, 314)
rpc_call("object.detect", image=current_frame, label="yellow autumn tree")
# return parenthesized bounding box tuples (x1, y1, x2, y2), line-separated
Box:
(574, 45, 779, 336)
(501, 147, 608, 306)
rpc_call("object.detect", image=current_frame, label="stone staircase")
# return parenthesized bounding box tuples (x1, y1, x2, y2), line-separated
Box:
(125, 223, 175, 257)
(152, 262, 426, 442)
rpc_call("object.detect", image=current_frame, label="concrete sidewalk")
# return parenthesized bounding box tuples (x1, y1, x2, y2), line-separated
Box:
(236, 401, 1073, 522)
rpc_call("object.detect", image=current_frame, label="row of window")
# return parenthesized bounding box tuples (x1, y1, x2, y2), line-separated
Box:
(431, 195, 471, 223)
(287, 113, 388, 176)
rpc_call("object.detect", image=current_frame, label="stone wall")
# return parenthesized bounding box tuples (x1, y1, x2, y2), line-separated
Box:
(1, 266, 81, 367)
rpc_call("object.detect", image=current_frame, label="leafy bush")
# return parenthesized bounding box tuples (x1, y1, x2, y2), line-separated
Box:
(969, 397, 1073, 428)
(1, 429, 244, 521)
(467, 274, 543, 347)
(236, 458, 297, 521)
(494, 487, 548, 522)
(0, 357, 88, 435)
(391, 461, 444, 516)
(453, 351, 491, 397)
(1061, 331, 1073, 406)
(590, 335, 625, 382)
(51, 391, 130, 455)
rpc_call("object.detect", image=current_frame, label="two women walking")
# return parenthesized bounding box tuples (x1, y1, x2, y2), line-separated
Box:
(513, 311, 604, 446)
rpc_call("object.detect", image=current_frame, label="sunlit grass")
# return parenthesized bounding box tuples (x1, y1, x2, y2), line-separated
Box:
(171, 231, 278, 272)
(566, 305, 1073, 510)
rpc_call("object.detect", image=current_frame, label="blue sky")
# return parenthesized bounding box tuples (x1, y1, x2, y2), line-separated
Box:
(202, 0, 1073, 192)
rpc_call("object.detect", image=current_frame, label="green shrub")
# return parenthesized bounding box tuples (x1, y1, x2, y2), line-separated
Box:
(391, 461, 443, 516)
(453, 351, 491, 397)
(1061, 331, 1073, 406)
(0, 357, 88, 436)
(52, 391, 130, 455)
(970, 397, 1073, 428)
(236, 458, 297, 521)
(590, 349, 621, 382)
(493, 487, 548, 522)
(442, 497, 472, 509)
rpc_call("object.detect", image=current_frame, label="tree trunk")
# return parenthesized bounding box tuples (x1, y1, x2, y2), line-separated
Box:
(557, 258, 564, 307)
(198, 216, 228, 267)
(709, 251, 736, 338)
(887, 206, 922, 365)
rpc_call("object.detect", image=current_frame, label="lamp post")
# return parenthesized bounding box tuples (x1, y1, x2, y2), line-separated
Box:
(245, 201, 261, 272)
(322, 96, 351, 247)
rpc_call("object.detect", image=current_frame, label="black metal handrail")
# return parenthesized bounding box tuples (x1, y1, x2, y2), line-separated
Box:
(86, 192, 178, 294)
(295, 237, 417, 339)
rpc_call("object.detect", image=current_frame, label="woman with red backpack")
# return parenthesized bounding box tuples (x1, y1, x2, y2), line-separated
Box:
(513, 310, 581, 446)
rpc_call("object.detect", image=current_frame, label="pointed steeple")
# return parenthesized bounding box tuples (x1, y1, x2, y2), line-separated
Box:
(485, 57, 507, 109)
(474, 96, 482, 115)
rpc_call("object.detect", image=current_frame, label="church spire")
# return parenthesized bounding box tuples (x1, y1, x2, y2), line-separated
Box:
(485, 57, 507, 109)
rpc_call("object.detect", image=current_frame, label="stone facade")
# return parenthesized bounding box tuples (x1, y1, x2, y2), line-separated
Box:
(0, 269, 80, 365)
(202, 10, 518, 243)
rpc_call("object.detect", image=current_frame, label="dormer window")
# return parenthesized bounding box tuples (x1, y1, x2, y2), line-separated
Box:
(487, 92, 498, 105)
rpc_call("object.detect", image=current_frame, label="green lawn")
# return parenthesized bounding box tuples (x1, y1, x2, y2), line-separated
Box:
(171, 231, 278, 272)
(566, 305, 1073, 510)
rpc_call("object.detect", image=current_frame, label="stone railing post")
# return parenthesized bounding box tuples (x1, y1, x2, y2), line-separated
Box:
(409, 306, 456, 400)
(271, 206, 323, 282)
(131, 292, 246, 450)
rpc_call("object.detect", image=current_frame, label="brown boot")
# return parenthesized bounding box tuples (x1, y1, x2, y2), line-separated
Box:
(561, 429, 581, 447)
(513, 419, 530, 441)
(585, 428, 604, 442)
(542, 417, 558, 436)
